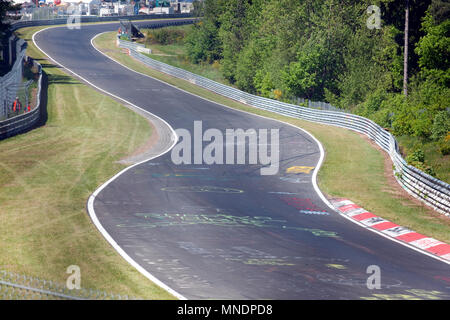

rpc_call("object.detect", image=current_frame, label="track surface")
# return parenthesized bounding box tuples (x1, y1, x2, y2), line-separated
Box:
(34, 21, 450, 300)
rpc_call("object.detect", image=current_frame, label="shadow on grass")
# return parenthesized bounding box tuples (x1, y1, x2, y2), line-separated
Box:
(48, 74, 79, 85)
(40, 63, 63, 70)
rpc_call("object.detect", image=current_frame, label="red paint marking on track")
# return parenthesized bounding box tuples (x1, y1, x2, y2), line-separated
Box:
(434, 275, 450, 283)
(371, 221, 399, 231)
(338, 204, 360, 213)
(425, 244, 450, 256)
(352, 212, 377, 221)
(396, 232, 427, 243)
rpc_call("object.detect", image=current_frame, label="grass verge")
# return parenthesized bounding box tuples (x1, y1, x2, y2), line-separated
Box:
(0, 25, 175, 299)
(94, 31, 450, 244)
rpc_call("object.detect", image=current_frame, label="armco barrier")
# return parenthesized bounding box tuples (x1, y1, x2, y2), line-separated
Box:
(117, 38, 450, 217)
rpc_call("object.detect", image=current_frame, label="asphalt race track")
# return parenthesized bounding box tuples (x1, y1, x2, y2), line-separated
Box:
(34, 20, 450, 300)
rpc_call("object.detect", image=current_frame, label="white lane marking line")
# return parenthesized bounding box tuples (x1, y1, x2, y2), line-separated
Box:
(33, 27, 187, 300)
(89, 30, 450, 265)
(440, 253, 450, 261)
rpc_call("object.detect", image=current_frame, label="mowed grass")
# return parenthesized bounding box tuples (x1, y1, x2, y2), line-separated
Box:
(0, 26, 175, 299)
(94, 31, 450, 244)
(396, 135, 449, 183)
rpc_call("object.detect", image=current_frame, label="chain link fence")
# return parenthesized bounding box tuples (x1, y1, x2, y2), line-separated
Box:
(291, 97, 343, 113)
(0, 57, 43, 139)
(0, 38, 27, 120)
(0, 270, 139, 300)
(19, 6, 70, 22)
(1, 79, 34, 120)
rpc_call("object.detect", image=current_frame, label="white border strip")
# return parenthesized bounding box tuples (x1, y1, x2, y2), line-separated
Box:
(90, 32, 450, 266)
(32, 27, 187, 300)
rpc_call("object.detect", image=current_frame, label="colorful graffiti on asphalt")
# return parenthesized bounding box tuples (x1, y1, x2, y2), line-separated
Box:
(177, 243, 347, 267)
(160, 186, 245, 193)
(299, 210, 330, 216)
(279, 177, 310, 184)
(151, 173, 232, 181)
(281, 197, 329, 215)
(286, 166, 315, 174)
(116, 212, 338, 237)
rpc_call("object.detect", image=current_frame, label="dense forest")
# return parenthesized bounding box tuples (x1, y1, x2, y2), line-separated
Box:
(186, 0, 449, 176)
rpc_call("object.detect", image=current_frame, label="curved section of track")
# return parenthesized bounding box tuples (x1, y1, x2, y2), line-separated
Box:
(34, 21, 450, 300)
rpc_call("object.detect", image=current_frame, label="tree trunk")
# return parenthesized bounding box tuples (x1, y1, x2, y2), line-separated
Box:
(403, 0, 409, 96)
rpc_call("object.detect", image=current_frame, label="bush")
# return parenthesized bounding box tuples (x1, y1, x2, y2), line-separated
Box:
(408, 160, 436, 177)
(406, 149, 425, 163)
(431, 111, 450, 141)
(146, 28, 187, 45)
(361, 90, 387, 116)
(439, 133, 450, 155)
(371, 108, 393, 129)
(186, 21, 222, 64)
(439, 142, 450, 155)
(406, 148, 438, 177)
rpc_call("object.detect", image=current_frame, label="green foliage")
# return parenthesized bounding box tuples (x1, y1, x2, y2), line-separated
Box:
(406, 149, 425, 163)
(406, 148, 436, 177)
(0, 0, 21, 34)
(439, 138, 450, 155)
(186, 0, 449, 176)
(415, 12, 450, 75)
(146, 27, 187, 46)
(431, 111, 450, 140)
(282, 45, 325, 100)
(186, 20, 222, 64)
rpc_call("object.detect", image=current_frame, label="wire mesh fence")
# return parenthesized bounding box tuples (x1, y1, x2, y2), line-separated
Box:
(0, 270, 140, 300)
(290, 97, 343, 113)
(20, 7, 70, 22)
(1, 79, 35, 121)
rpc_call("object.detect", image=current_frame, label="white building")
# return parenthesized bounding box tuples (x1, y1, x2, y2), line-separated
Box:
(150, 6, 174, 14)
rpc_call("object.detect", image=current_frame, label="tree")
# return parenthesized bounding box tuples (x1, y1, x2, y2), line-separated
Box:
(403, 0, 409, 96)
(0, 0, 21, 34)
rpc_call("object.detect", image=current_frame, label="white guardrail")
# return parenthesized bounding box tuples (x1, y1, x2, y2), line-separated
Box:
(117, 37, 450, 217)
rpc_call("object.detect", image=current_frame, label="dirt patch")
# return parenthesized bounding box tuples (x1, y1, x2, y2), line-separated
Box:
(359, 132, 450, 226)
